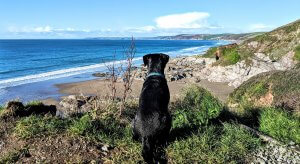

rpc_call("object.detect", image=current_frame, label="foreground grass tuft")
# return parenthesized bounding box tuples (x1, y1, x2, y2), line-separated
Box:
(14, 115, 71, 139)
(68, 113, 128, 145)
(172, 85, 223, 129)
(259, 108, 300, 144)
(0, 148, 30, 164)
(167, 123, 261, 163)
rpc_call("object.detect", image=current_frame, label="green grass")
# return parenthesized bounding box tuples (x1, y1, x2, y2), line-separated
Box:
(65, 86, 260, 163)
(259, 108, 300, 144)
(294, 45, 300, 61)
(228, 69, 300, 116)
(172, 85, 223, 129)
(68, 114, 128, 145)
(14, 115, 71, 139)
(167, 123, 260, 163)
(4, 86, 263, 163)
(220, 47, 241, 66)
(25, 101, 43, 106)
(0, 148, 30, 164)
(202, 47, 217, 58)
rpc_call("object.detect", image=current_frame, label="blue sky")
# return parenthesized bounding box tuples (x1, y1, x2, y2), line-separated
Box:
(0, 0, 299, 39)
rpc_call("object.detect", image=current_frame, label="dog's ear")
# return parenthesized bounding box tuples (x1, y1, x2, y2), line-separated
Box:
(143, 54, 150, 66)
(160, 54, 169, 64)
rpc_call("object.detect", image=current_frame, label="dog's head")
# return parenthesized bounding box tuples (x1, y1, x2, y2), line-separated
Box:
(143, 53, 169, 73)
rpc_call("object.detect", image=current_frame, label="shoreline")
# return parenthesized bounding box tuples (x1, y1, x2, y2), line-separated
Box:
(41, 76, 234, 106)
(1, 53, 236, 106)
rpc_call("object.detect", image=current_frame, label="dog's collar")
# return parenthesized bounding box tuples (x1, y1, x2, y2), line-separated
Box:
(146, 72, 165, 78)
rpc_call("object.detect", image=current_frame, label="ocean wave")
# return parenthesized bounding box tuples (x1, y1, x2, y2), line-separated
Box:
(0, 41, 226, 90)
(166, 45, 210, 57)
(0, 57, 142, 89)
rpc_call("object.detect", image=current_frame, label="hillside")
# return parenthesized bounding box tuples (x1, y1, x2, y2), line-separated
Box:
(158, 32, 262, 41)
(205, 19, 300, 64)
(196, 19, 300, 87)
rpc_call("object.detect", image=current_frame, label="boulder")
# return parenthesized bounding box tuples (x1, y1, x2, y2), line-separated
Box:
(57, 95, 99, 118)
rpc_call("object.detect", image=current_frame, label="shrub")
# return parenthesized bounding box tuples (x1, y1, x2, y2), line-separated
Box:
(294, 45, 300, 61)
(259, 108, 300, 144)
(202, 47, 217, 58)
(221, 47, 241, 66)
(14, 115, 70, 139)
(172, 85, 223, 129)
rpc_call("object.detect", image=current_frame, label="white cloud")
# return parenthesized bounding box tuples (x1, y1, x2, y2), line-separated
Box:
(8, 26, 90, 33)
(33, 26, 52, 32)
(249, 23, 273, 32)
(124, 12, 221, 35)
(155, 12, 210, 29)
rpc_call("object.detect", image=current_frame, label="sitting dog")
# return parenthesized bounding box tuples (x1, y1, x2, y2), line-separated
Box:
(132, 53, 171, 163)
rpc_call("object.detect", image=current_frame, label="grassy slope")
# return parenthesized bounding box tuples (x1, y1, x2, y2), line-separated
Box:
(202, 19, 300, 66)
(0, 86, 261, 163)
(227, 69, 300, 144)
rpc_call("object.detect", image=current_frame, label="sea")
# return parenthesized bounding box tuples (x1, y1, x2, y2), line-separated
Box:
(0, 39, 229, 104)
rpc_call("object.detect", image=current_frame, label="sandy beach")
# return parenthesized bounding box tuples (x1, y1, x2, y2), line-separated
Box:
(41, 76, 235, 106)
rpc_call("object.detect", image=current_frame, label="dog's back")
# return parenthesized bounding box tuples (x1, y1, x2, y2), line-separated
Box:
(132, 53, 171, 163)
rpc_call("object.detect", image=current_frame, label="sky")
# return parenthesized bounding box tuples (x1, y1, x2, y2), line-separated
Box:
(0, 0, 299, 39)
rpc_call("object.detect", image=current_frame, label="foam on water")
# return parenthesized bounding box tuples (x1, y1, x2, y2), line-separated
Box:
(0, 40, 229, 92)
(0, 57, 142, 90)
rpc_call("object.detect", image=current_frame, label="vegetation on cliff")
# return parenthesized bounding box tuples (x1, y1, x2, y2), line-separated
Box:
(202, 19, 300, 66)
(227, 68, 300, 144)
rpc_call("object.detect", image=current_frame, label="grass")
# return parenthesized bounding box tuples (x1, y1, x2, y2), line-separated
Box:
(220, 47, 241, 66)
(172, 85, 223, 129)
(0, 148, 30, 164)
(294, 45, 300, 61)
(259, 108, 300, 144)
(202, 47, 217, 58)
(0, 106, 4, 117)
(227, 69, 300, 144)
(3, 86, 263, 163)
(167, 123, 260, 163)
(201, 45, 242, 66)
(25, 101, 43, 106)
(68, 114, 128, 145)
(14, 115, 71, 139)
(228, 69, 300, 116)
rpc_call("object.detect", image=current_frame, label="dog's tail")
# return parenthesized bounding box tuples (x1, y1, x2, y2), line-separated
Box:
(142, 137, 154, 164)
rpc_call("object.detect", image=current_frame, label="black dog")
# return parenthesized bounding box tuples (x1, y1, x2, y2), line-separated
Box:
(132, 53, 171, 163)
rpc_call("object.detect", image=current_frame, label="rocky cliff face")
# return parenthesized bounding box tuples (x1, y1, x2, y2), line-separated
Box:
(193, 19, 299, 87)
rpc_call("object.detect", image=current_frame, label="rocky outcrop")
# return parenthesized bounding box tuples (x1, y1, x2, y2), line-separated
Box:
(133, 51, 296, 88)
(134, 56, 215, 83)
(197, 51, 297, 87)
(57, 95, 99, 118)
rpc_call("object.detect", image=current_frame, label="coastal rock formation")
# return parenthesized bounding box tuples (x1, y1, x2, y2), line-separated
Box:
(57, 95, 98, 118)
(133, 51, 296, 88)
(134, 56, 215, 83)
(197, 51, 297, 87)
(228, 68, 300, 116)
